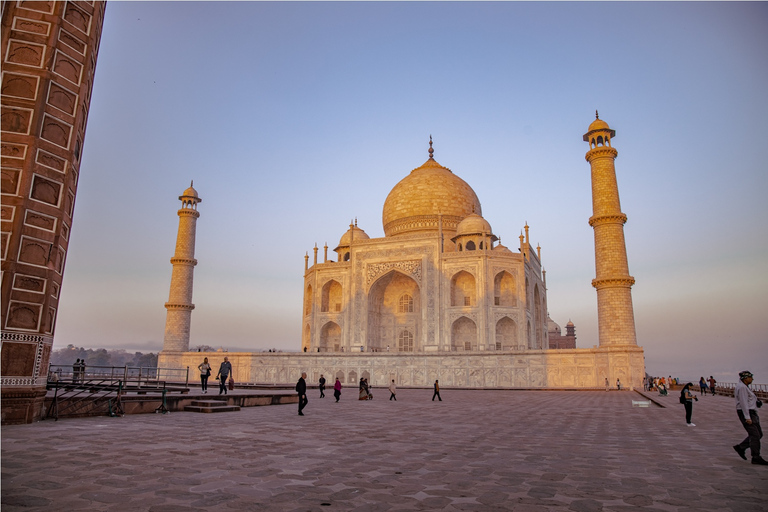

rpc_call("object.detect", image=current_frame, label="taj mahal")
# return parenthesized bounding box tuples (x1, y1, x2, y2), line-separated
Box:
(157, 114, 645, 390)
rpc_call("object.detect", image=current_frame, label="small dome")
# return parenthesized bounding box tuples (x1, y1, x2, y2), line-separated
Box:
(566, 320, 574, 327)
(547, 316, 561, 335)
(337, 225, 369, 248)
(588, 118, 610, 132)
(456, 213, 492, 236)
(492, 243, 513, 254)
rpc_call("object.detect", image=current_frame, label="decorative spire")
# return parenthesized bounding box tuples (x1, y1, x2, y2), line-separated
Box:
(428, 135, 434, 160)
(595, 110, 599, 120)
(190, 180, 194, 187)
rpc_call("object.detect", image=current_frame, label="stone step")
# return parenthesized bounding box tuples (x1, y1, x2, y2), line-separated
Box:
(184, 404, 241, 413)
(189, 399, 229, 407)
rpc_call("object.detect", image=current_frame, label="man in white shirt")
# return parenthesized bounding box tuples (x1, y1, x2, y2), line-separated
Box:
(733, 370, 766, 465)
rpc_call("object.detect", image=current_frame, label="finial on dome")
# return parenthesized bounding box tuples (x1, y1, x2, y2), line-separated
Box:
(428, 135, 434, 160)
(595, 110, 599, 120)
(354, 217, 358, 227)
(190, 180, 194, 187)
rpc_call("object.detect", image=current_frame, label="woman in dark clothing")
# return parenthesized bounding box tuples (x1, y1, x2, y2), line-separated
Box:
(681, 382, 698, 427)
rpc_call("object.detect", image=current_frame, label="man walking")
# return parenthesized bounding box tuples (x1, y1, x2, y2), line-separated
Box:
(318, 374, 326, 398)
(297, 372, 308, 416)
(733, 370, 766, 465)
(216, 357, 233, 395)
(432, 380, 442, 401)
(708, 375, 717, 396)
(389, 379, 397, 401)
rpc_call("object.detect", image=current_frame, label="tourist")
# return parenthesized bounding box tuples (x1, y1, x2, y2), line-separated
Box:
(197, 357, 211, 393)
(216, 356, 232, 395)
(359, 378, 370, 400)
(365, 378, 373, 399)
(733, 370, 767, 465)
(605, 377, 609, 392)
(80, 360, 86, 383)
(334, 377, 342, 402)
(699, 377, 708, 396)
(318, 374, 326, 398)
(432, 380, 442, 401)
(680, 382, 698, 426)
(708, 375, 717, 396)
(616, 378, 621, 391)
(72, 359, 80, 383)
(389, 379, 397, 401)
(296, 372, 308, 415)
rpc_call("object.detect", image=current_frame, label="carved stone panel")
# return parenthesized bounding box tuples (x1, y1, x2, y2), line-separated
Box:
(52, 50, 83, 85)
(40, 114, 72, 149)
(5, 301, 43, 331)
(30, 174, 62, 206)
(12, 16, 51, 36)
(1, 72, 39, 100)
(47, 82, 77, 115)
(17, 236, 52, 267)
(1, 106, 33, 134)
(5, 40, 46, 67)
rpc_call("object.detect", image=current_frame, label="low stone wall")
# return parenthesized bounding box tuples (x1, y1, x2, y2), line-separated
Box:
(161, 346, 645, 390)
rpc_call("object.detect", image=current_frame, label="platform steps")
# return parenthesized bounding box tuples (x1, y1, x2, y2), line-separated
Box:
(184, 399, 240, 413)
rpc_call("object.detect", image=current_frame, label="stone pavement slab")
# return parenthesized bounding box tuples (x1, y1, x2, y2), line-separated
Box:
(2, 389, 767, 511)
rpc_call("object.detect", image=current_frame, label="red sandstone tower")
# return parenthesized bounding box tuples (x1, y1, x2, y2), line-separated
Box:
(583, 112, 638, 347)
(1, 1, 106, 424)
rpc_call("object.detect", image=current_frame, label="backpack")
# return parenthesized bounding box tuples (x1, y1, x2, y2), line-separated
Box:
(679, 394, 686, 404)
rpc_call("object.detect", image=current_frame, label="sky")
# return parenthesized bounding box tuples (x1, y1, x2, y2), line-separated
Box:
(54, 1, 768, 384)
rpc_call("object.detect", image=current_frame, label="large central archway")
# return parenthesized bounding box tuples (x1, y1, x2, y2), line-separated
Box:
(367, 271, 420, 352)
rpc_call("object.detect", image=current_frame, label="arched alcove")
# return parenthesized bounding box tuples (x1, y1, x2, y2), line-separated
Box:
(451, 316, 477, 351)
(451, 271, 476, 307)
(321, 280, 342, 313)
(494, 271, 516, 306)
(367, 270, 420, 352)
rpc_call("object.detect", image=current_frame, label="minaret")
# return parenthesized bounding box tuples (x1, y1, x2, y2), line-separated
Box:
(583, 112, 637, 346)
(1, 2, 106, 424)
(162, 183, 202, 353)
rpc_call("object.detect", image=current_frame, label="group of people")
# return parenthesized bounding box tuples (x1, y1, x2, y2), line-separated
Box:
(676, 370, 766, 466)
(697, 376, 718, 396)
(71, 359, 86, 383)
(197, 357, 233, 395)
(293, 376, 442, 414)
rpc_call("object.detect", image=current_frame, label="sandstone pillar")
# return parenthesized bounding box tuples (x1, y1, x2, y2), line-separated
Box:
(1, 2, 106, 424)
(583, 113, 637, 347)
(162, 184, 201, 354)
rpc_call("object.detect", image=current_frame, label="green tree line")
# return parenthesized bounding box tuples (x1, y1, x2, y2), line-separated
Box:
(50, 345, 158, 368)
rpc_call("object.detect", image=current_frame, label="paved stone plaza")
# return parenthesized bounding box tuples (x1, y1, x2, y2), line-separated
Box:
(2, 389, 767, 511)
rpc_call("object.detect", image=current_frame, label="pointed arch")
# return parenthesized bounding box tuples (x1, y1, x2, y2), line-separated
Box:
(304, 284, 313, 316)
(321, 279, 342, 313)
(534, 284, 543, 349)
(494, 271, 516, 307)
(451, 316, 477, 351)
(319, 321, 341, 352)
(451, 270, 476, 307)
(302, 323, 311, 352)
(495, 316, 517, 350)
(367, 270, 420, 352)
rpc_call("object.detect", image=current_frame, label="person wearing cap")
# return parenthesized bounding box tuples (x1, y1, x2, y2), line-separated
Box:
(733, 370, 767, 465)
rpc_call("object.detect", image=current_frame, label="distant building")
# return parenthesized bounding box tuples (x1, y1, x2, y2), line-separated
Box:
(547, 316, 576, 349)
(161, 115, 645, 389)
(300, 138, 548, 354)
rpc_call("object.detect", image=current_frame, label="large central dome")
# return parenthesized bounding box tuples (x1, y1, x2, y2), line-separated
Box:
(382, 147, 481, 237)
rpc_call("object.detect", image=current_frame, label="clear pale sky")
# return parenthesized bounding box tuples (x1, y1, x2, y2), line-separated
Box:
(54, 1, 768, 384)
